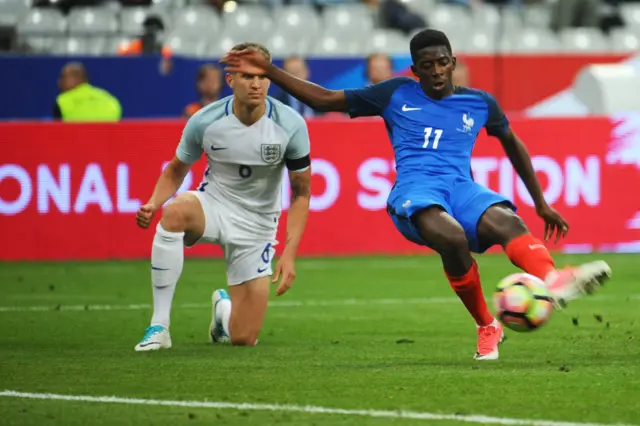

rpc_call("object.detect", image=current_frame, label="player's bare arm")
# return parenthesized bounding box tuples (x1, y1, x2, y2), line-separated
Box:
(136, 156, 191, 229)
(273, 168, 311, 296)
(496, 128, 569, 242)
(221, 49, 348, 112)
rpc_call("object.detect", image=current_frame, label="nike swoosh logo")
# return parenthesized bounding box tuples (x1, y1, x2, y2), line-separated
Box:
(152, 266, 169, 271)
(257, 266, 268, 273)
(210, 146, 226, 151)
(529, 244, 546, 250)
(402, 104, 421, 112)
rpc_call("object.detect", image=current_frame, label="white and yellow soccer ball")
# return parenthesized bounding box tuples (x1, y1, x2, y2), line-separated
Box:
(493, 273, 554, 332)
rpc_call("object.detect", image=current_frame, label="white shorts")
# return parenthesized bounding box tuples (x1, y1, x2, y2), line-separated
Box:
(188, 190, 279, 286)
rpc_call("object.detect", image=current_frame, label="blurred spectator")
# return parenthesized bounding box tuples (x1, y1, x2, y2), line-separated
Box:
(183, 64, 223, 118)
(444, 0, 532, 8)
(366, 0, 427, 35)
(483, 0, 519, 5)
(600, 0, 625, 34)
(118, 15, 172, 74)
(118, 0, 221, 6)
(0, 25, 16, 52)
(550, 0, 602, 32)
(366, 53, 393, 85)
(275, 56, 318, 118)
(265, 0, 364, 7)
(34, 0, 105, 14)
(205, 0, 226, 12)
(443, 0, 473, 6)
(53, 62, 122, 122)
(453, 59, 470, 87)
(119, 0, 153, 5)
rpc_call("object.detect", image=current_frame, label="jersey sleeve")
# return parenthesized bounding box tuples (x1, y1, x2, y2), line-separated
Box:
(284, 115, 311, 172)
(175, 115, 203, 164)
(482, 92, 510, 137)
(344, 77, 414, 118)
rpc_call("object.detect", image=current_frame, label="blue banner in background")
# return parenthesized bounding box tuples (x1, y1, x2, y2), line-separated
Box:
(0, 55, 412, 120)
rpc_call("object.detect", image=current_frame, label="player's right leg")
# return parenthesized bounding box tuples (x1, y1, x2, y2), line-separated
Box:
(410, 207, 503, 360)
(134, 192, 206, 352)
(211, 277, 271, 346)
(210, 207, 277, 346)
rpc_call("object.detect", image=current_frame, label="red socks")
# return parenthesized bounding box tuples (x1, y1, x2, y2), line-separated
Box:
(505, 234, 556, 281)
(446, 260, 494, 327)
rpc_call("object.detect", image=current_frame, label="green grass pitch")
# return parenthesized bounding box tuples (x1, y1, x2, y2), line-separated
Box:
(1, 253, 639, 426)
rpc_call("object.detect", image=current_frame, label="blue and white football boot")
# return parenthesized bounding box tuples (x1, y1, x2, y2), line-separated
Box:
(210, 289, 230, 343)
(134, 325, 172, 352)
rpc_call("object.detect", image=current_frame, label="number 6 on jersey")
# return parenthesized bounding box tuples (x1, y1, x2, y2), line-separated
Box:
(423, 127, 443, 149)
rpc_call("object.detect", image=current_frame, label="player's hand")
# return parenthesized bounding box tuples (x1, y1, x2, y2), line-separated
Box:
(220, 48, 269, 75)
(536, 204, 569, 243)
(272, 254, 296, 297)
(136, 203, 158, 229)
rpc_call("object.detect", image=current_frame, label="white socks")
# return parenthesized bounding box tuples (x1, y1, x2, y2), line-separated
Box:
(215, 297, 232, 338)
(150, 223, 184, 329)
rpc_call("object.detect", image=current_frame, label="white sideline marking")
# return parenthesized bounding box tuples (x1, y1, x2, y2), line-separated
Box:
(0, 294, 637, 313)
(0, 390, 632, 426)
(0, 297, 456, 313)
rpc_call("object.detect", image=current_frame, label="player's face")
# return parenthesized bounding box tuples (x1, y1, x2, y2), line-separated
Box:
(411, 46, 456, 99)
(227, 72, 271, 108)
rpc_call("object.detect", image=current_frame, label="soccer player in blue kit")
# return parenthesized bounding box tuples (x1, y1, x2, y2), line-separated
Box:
(221, 29, 612, 360)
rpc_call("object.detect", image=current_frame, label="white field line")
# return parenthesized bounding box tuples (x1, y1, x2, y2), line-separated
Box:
(1, 294, 637, 313)
(0, 390, 633, 426)
(0, 297, 457, 313)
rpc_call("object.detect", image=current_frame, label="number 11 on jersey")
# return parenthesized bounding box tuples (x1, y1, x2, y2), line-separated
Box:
(423, 127, 443, 149)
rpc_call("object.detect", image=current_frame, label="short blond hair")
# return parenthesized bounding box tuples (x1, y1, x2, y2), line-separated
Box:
(231, 42, 272, 62)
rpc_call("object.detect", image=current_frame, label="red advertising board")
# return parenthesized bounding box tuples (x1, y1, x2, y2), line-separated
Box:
(1, 116, 639, 260)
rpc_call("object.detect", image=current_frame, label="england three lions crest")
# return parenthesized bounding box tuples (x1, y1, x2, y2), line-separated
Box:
(261, 144, 282, 164)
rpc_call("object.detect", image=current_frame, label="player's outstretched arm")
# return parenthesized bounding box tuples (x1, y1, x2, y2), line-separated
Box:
(273, 168, 311, 296)
(496, 129, 546, 207)
(496, 129, 569, 241)
(136, 156, 191, 229)
(221, 49, 348, 112)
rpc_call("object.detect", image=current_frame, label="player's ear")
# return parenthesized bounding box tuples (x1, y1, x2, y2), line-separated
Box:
(410, 64, 418, 78)
(225, 72, 234, 89)
(452, 56, 457, 70)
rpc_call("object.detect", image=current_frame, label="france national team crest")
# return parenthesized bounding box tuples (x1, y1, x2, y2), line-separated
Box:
(458, 113, 475, 134)
(261, 144, 281, 164)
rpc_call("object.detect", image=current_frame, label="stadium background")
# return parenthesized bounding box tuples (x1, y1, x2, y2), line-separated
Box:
(0, 0, 639, 259)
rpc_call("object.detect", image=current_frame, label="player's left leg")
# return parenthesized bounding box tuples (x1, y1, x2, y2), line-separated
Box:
(476, 205, 611, 307)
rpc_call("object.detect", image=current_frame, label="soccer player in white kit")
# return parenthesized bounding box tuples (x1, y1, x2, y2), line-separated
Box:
(134, 43, 312, 350)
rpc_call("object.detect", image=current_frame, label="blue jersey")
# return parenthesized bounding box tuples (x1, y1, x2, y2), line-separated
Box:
(345, 78, 515, 253)
(344, 77, 509, 184)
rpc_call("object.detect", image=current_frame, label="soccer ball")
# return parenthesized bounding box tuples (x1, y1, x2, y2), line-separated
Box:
(492, 273, 554, 332)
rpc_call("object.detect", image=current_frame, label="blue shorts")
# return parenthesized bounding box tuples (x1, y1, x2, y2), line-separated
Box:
(387, 176, 516, 253)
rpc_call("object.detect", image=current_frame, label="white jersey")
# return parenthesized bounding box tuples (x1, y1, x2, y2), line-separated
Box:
(176, 96, 311, 214)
